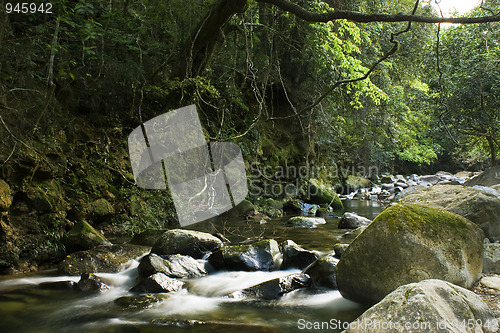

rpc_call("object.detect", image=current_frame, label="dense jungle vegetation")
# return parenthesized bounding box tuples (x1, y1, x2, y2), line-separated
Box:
(0, 0, 499, 272)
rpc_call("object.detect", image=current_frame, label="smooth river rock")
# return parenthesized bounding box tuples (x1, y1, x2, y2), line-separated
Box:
(151, 229, 223, 259)
(336, 203, 484, 305)
(400, 185, 500, 242)
(287, 216, 326, 227)
(344, 279, 498, 333)
(138, 253, 207, 278)
(338, 212, 371, 229)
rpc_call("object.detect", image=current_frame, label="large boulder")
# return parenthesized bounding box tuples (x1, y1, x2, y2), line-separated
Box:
(151, 229, 223, 259)
(280, 240, 318, 270)
(208, 239, 280, 271)
(307, 179, 343, 210)
(138, 253, 207, 278)
(400, 185, 500, 242)
(483, 240, 500, 274)
(338, 212, 371, 229)
(0, 180, 13, 211)
(63, 221, 111, 252)
(465, 165, 500, 187)
(130, 272, 184, 293)
(336, 203, 484, 305)
(59, 248, 132, 275)
(344, 279, 498, 333)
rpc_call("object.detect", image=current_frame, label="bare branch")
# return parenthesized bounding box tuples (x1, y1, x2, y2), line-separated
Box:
(257, 0, 500, 24)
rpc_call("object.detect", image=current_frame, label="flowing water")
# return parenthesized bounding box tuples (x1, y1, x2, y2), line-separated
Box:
(0, 200, 384, 333)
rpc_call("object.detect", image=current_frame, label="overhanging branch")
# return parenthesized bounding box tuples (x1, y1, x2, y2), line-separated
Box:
(256, 0, 500, 24)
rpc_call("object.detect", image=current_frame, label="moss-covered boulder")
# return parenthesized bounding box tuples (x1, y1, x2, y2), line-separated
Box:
(307, 179, 343, 210)
(130, 229, 168, 246)
(208, 239, 280, 271)
(346, 175, 372, 191)
(114, 294, 170, 310)
(0, 179, 13, 211)
(58, 248, 132, 275)
(26, 180, 67, 213)
(336, 204, 484, 305)
(400, 185, 500, 241)
(63, 221, 110, 252)
(90, 198, 114, 218)
(225, 199, 256, 218)
(345, 279, 498, 333)
(151, 229, 223, 259)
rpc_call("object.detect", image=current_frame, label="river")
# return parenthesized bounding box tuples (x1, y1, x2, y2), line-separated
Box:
(0, 200, 384, 333)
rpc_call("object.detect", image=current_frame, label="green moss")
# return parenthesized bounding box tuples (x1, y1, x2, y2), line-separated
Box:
(376, 203, 473, 239)
(308, 178, 343, 210)
(346, 175, 372, 188)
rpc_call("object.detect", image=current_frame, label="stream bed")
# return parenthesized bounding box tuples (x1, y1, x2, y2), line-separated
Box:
(0, 200, 384, 333)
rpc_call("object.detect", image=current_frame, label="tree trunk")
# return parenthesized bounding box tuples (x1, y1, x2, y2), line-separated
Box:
(174, 0, 248, 79)
(487, 136, 497, 166)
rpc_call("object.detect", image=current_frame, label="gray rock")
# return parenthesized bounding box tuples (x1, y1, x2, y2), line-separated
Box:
(130, 273, 184, 293)
(338, 212, 371, 229)
(337, 204, 484, 305)
(395, 181, 408, 189)
(77, 273, 110, 293)
(455, 171, 474, 178)
(465, 165, 500, 187)
(394, 185, 426, 201)
(280, 240, 319, 270)
(410, 174, 419, 182)
(395, 175, 406, 182)
(480, 276, 500, 291)
(344, 279, 498, 333)
(381, 175, 396, 184)
(337, 226, 367, 244)
(287, 216, 326, 227)
(138, 253, 207, 278)
(208, 239, 280, 271)
(400, 185, 500, 241)
(418, 174, 440, 186)
(151, 229, 223, 259)
(236, 273, 311, 299)
(305, 254, 339, 289)
(483, 240, 500, 274)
